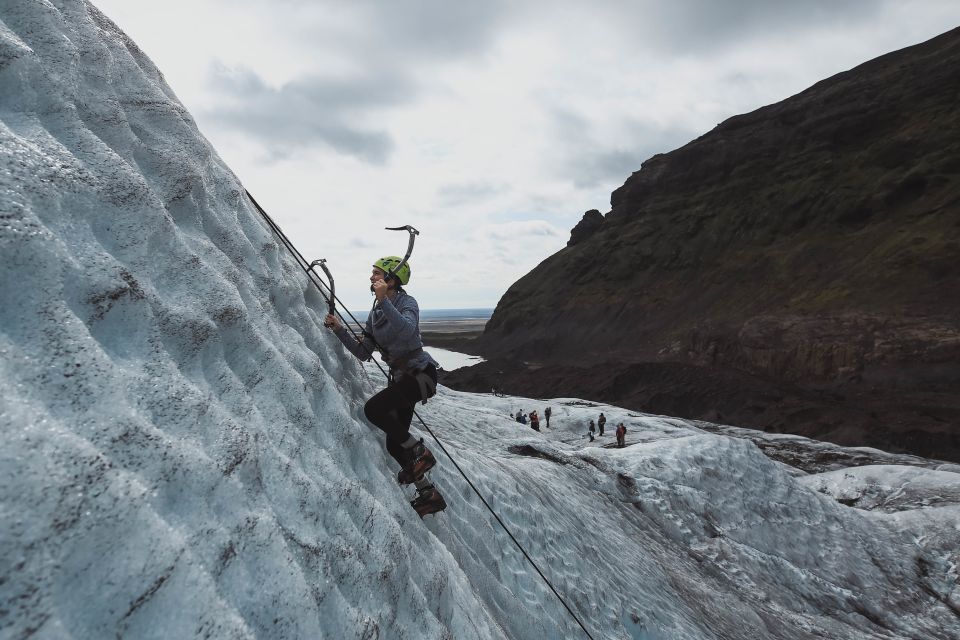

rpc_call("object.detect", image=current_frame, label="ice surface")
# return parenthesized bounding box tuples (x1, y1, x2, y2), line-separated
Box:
(799, 465, 960, 512)
(1, 2, 958, 639)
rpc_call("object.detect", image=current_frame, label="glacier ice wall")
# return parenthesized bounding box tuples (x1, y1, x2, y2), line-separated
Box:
(0, 2, 513, 638)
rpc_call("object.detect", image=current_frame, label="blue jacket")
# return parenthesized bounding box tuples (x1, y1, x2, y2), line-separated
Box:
(333, 290, 439, 373)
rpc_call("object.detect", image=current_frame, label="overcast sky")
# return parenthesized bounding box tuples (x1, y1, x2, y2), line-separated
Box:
(95, 0, 960, 310)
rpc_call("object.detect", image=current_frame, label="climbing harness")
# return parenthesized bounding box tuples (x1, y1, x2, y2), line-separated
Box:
(244, 190, 596, 640)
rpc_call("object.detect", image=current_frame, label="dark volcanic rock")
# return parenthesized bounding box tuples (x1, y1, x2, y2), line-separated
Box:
(567, 209, 604, 246)
(457, 27, 960, 461)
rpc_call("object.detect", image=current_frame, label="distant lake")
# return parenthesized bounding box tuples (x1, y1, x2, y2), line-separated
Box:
(422, 346, 484, 371)
(419, 309, 490, 370)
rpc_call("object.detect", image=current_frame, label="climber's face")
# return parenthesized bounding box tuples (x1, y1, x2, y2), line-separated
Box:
(370, 267, 396, 295)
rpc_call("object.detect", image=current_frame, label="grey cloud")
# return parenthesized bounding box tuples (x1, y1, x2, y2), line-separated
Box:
(436, 181, 509, 206)
(231, 0, 873, 59)
(548, 107, 698, 190)
(565, 131, 697, 189)
(488, 244, 530, 267)
(550, 108, 589, 132)
(232, 0, 509, 61)
(489, 247, 522, 266)
(567, 148, 648, 190)
(203, 64, 417, 163)
(527, 193, 570, 214)
(567, 0, 883, 53)
(356, 1, 509, 59)
(486, 222, 561, 243)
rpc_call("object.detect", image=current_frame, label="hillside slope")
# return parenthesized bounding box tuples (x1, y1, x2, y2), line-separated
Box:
(462, 27, 960, 461)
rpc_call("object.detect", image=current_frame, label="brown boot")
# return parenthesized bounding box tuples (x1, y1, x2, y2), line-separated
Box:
(397, 440, 436, 485)
(410, 485, 447, 518)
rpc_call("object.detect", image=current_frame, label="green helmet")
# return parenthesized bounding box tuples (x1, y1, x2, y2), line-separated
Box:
(373, 256, 411, 285)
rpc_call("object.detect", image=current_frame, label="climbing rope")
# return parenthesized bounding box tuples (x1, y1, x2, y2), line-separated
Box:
(244, 190, 596, 640)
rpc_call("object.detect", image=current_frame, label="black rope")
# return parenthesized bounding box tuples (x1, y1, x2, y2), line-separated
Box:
(244, 190, 596, 640)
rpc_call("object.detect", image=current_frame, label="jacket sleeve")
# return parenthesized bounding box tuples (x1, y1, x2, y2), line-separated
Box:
(332, 319, 376, 361)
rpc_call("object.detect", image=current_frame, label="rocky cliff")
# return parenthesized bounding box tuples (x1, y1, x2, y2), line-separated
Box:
(446, 27, 960, 461)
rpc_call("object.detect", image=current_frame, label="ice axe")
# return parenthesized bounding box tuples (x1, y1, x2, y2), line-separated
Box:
(309, 257, 336, 325)
(383, 225, 419, 284)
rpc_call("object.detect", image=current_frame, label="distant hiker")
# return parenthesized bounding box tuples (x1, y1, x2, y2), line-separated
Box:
(530, 410, 540, 431)
(515, 411, 523, 424)
(598, 413, 606, 436)
(589, 420, 595, 435)
(519, 412, 528, 425)
(325, 256, 446, 518)
(616, 423, 626, 448)
(544, 406, 552, 428)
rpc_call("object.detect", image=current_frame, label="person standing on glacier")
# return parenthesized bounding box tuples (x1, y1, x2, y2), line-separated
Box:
(530, 410, 540, 432)
(324, 257, 446, 518)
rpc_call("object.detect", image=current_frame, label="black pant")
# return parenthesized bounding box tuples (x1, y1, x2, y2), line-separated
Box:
(364, 365, 437, 466)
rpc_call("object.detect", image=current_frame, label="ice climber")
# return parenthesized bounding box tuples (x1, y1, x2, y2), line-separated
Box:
(324, 257, 446, 518)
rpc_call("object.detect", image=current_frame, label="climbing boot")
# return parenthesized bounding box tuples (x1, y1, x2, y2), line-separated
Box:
(397, 440, 436, 485)
(410, 485, 447, 518)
